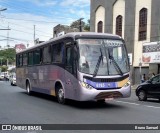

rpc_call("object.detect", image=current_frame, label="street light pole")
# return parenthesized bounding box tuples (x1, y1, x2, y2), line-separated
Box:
(79, 18, 84, 32)
(0, 8, 7, 12)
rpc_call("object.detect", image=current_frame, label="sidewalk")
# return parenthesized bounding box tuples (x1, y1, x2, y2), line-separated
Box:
(131, 84, 138, 90)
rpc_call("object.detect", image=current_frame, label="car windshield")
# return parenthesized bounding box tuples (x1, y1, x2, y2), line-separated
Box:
(78, 39, 129, 76)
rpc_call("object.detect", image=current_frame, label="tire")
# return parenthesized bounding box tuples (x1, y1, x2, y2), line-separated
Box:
(11, 82, 13, 86)
(26, 81, 32, 95)
(56, 86, 65, 104)
(138, 90, 147, 101)
(97, 99, 106, 103)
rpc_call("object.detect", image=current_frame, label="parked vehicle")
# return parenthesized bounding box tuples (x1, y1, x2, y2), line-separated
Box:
(135, 74, 160, 101)
(10, 74, 16, 86)
(0, 74, 4, 80)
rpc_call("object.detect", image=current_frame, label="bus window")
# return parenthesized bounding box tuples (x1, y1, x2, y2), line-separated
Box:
(34, 49, 41, 65)
(23, 53, 28, 66)
(19, 54, 23, 67)
(28, 52, 33, 66)
(43, 46, 51, 64)
(52, 43, 64, 63)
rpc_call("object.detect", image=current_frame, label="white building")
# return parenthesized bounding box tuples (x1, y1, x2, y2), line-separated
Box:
(90, 0, 160, 84)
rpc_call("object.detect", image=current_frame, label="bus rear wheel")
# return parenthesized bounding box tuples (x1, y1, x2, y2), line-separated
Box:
(26, 81, 32, 95)
(97, 99, 106, 104)
(56, 86, 65, 104)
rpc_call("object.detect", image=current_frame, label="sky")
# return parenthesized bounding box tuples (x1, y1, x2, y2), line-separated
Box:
(0, 0, 90, 48)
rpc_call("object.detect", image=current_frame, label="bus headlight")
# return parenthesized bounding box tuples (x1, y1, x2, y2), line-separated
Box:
(80, 81, 94, 90)
(123, 80, 130, 87)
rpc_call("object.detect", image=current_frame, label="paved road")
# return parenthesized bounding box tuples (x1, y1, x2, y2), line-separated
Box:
(0, 81, 160, 133)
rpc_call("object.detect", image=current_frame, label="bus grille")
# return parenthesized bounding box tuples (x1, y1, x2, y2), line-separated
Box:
(95, 91, 123, 100)
(95, 87, 121, 90)
(83, 74, 129, 82)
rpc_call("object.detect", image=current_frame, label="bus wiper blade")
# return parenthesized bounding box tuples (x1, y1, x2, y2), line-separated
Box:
(109, 55, 123, 76)
(93, 48, 102, 77)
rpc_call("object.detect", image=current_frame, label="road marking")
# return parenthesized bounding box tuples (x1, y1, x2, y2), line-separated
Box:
(144, 105, 160, 109)
(115, 100, 140, 105)
(115, 100, 160, 109)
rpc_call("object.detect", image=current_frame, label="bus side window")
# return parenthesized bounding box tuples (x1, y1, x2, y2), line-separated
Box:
(52, 43, 63, 63)
(23, 53, 28, 66)
(43, 46, 51, 64)
(19, 54, 23, 67)
(33, 49, 41, 65)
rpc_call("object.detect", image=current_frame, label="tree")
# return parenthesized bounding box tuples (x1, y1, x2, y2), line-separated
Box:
(70, 19, 90, 32)
(0, 65, 8, 72)
(0, 48, 16, 66)
(84, 19, 90, 31)
(70, 20, 85, 30)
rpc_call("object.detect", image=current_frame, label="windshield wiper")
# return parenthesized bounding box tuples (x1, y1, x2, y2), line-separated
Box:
(93, 48, 103, 77)
(109, 55, 123, 76)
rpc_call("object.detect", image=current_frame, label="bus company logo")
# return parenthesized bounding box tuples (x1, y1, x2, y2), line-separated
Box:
(107, 83, 111, 87)
(2, 125, 11, 130)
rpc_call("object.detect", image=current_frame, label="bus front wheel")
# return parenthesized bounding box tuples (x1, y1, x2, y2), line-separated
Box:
(56, 86, 65, 104)
(26, 81, 32, 95)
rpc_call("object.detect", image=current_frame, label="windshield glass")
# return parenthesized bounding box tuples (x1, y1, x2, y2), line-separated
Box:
(78, 39, 129, 76)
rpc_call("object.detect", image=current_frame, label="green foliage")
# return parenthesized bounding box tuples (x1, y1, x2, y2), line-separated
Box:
(0, 48, 16, 65)
(70, 20, 85, 29)
(70, 19, 90, 31)
(84, 19, 90, 31)
(0, 66, 8, 72)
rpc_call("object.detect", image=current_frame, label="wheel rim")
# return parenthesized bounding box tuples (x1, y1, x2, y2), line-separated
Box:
(139, 91, 145, 100)
(58, 88, 64, 103)
(27, 83, 30, 94)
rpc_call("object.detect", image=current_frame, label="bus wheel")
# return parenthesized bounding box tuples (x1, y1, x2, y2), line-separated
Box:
(56, 86, 65, 104)
(97, 99, 106, 104)
(26, 81, 32, 95)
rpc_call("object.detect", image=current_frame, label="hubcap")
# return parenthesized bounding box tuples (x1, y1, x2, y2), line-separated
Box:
(58, 88, 64, 102)
(27, 84, 30, 93)
(139, 91, 145, 100)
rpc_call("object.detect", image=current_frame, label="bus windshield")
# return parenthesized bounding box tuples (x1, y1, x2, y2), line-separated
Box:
(78, 39, 129, 76)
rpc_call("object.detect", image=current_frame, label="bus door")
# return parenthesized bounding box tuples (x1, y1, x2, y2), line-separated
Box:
(65, 42, 77, 98)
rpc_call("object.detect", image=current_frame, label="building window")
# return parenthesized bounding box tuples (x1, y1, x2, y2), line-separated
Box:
(139, 8, 147, 41)
(116, 15, 122, 36)
(97, 21, 103, 33)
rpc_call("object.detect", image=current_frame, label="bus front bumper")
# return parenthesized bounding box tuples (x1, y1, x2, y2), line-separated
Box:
(76, 82, 131, 101)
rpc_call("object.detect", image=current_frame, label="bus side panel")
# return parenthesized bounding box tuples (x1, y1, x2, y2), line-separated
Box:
(64, 70, 80, 100)
(16, 67, 26, 89)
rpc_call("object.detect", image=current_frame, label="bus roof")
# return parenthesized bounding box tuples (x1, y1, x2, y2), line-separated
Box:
(16, 32, 122, 54)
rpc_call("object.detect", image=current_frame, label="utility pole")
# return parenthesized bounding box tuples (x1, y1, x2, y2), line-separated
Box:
(7, 23, 10, 48)
(0, 8, 7, 12)
(79, 18, 84, 32)
(34, 25, 36, 45)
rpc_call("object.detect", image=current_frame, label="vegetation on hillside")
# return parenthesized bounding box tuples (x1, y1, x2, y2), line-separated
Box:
(0, 48, 16, 66)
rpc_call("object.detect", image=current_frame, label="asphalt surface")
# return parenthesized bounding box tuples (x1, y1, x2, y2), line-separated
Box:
(0, 81, 160, 133)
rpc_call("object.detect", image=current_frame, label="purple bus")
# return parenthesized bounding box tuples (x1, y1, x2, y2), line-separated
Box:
(16, 32, 131, 104)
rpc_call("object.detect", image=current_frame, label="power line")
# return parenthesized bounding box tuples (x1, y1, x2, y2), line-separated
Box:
(1, 16, 60, 24)
(0, 35, 32, 42)
(4, 21, 53, 35)
(0, 25, 52, 38)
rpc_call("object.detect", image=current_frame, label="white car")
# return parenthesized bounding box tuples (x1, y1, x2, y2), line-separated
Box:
(10, 74, 16, 86)
(0, 74, 4, 80)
